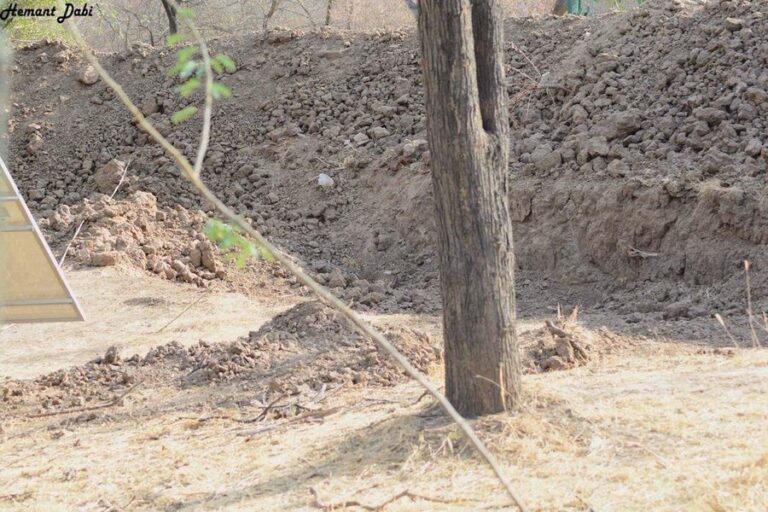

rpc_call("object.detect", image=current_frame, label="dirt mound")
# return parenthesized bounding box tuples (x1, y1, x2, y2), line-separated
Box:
(40, 189, 229, 286)
(156, 300, 441, 388)
(0, 301, 441, 416)
(519, 313, 635, 372)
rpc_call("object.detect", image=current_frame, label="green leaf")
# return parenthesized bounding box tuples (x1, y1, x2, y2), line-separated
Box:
(168, 61, 185, 77)
(211, 82, 232, 99)
(214, 54, 237, 73)
(166, 33, 185, 45)
(178, 78, 201, 98)
(171, 106, 198, 124)
(179, 60, 198, 80)
(176, 46, 197, 64)
(210, 59, 224, 75)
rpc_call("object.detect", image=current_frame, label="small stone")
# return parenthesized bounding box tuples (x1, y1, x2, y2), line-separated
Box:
(317, 173, 335, 189)
(531, 145, 562, 172)
(361, 292, 386, 305)
(94, 159, 126, 194)
(328, 268, 347, 288)
(745, 139, 763, 157)
(725, 17, 744, 31)
(368, 126, 391, 140)
(584, 136, 610, 157)
(91, 251, 119, 267)
(353, 132, 370, 146)
(190, 246, 202, 267)
(542, 356, 568, 371)
(78, 65, 99, 85)
(201, 242, 217, 272)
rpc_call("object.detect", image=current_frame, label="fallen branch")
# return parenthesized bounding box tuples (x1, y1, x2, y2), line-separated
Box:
(26, 381, 143, 419)
(310, 487, 457, 511)
(234, 406, 343, 437)
(62, 6, 527, 510)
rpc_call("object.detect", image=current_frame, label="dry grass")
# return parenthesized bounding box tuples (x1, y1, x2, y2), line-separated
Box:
(2, 345, 767, 511)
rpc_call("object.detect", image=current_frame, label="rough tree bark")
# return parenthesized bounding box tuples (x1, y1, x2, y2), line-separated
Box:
(418, 0, 521, 417)
(160, 0, 178, 35)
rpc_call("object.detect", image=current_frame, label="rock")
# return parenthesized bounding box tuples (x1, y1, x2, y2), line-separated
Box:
(693, 107, 726, 125)
(318, 49, 347, 60)
(725, 17, 744, 31)
(530, 145, 562, 172)
(584, 136, 610, 157)
(702, 148, 733, 175)
(94, 159, 126, 194)
(327, 268, 347, 288)
(78, 65, 99, 85)
(542, 356, 568, 371)
(554, 338, 575, 361)
(375, 233, 395, 251)
(53, 50, 70, 64)
(190, 246, 203, 267)
(26, 133, 44, 155)
(266, 30, 295, 44)
(201, 242, 217, 272)
(745, 139, 763, 157)
(91, 251, 119, 267)
(368, 126, 390, 140)
(570, 104, 589, 125)
(353, 132, 370, 146)
(361, 292, 386, 305)
(663, 300, 691, 320)
(101, 346, 122, 365)
(597, 109, 642, 140)
(317, 173, 335, 189)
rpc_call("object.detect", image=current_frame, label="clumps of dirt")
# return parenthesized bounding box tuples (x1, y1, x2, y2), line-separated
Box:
(520, 313, 634, 372)
(151, 301, 440, 389)
(0, 302, 441, 416)
(1, 346, 140, 413)
(40, 188, 227, 287)
(510, 0, 767, 183)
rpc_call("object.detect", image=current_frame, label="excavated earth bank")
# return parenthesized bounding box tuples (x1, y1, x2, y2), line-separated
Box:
(5, 0, 768, 327)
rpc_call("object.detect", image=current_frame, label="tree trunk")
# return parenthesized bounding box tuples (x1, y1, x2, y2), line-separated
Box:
(160, 0, 178, 35)
(418, 0, 521, 417)
(325, 0, 334, 26)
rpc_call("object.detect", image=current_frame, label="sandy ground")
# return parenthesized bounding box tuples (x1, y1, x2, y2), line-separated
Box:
(1, 267, 767, 511)
(0, 267, 294, 379)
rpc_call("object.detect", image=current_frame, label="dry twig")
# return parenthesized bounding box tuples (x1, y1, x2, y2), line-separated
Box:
(309, 487, 457, 511)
